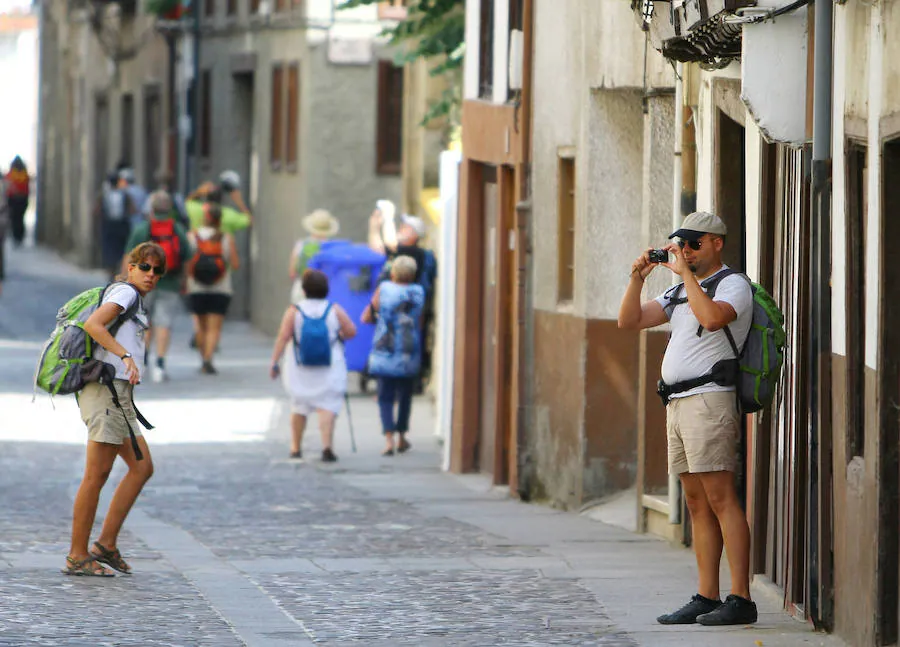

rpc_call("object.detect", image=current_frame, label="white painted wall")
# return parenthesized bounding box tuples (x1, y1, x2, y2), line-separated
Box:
(831, 2, 849, 357)
(864, 7, 882, 370)
(741, 12, 808, 144)
(583, 0, 673, 90)
(694, 62, 741, 214)
(306, 0, 384, 45)
(0, 23, 37, 170)
(744, 115, 762, 283)
(463, 0, 480, 100)
(435, 149, 462, 470)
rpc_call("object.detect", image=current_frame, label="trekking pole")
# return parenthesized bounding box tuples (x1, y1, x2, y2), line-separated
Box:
(344, 391, 357, 453)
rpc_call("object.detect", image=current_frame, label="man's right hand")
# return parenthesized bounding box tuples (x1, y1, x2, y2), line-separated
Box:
(630, 249, 657, 281)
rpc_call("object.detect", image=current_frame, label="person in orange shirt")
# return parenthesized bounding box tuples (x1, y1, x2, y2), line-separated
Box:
(5, 156, 30, 247)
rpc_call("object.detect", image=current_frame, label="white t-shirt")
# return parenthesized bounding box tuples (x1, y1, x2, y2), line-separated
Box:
(94, 283, 149, 381)
(654, 266, 753, 399)
(283, 299, 347, 399)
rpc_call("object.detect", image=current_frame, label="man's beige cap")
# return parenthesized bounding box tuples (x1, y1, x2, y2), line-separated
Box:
(668, 211, 728, 241)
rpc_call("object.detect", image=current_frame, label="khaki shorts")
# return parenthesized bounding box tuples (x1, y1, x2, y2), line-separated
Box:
(666, 390, 740, 475)
(79, 380, 142, 445)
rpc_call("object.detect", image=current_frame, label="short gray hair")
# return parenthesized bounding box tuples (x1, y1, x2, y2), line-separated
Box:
(391, 255, 418, 284)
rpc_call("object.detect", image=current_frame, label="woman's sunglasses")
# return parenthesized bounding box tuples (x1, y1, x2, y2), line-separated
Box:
(134, 262, 166, 277)
(677, 239, 703, 251)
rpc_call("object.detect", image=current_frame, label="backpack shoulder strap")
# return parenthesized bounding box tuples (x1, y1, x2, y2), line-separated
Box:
(103, 282, 142, 337)
(662, 282, 686, 319)
(700, 267, 737, 300)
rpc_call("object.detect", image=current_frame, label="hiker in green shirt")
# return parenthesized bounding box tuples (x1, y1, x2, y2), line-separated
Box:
(184, 173, 253, 351)
(185, 178, 254, 233)
(123, 191, 192, 382)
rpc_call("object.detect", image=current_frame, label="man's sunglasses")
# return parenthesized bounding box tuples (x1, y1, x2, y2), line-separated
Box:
(677, 239, 703, 251)
(134, 262, 166, 277)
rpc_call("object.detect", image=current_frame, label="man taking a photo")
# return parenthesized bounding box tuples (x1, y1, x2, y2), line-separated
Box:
(617, 211, 757, 627)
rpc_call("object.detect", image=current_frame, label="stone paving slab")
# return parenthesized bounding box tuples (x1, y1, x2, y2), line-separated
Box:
(0, 570, 242, 647)
(256, 569, 638, 646)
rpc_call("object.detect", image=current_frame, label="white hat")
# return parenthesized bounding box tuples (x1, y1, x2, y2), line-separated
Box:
(400, 214, 426, 238)
(302, 209, 340, 237)
(218, 170, 241, 192)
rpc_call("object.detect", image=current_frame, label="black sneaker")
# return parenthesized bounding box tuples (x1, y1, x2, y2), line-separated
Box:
(321, 448, 338, 463)
(289, 451, 302, 460)
(697, 594, 758, 626)
(657, 594, 722, 625)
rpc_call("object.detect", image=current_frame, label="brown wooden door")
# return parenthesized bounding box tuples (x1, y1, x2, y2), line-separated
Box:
(879, 138, 900, 645)
(760, 146, 810, 613)
(478, 173, 499, 476)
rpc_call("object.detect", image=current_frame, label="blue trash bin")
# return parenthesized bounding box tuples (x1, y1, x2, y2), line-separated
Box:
(308, 243, 386, 375)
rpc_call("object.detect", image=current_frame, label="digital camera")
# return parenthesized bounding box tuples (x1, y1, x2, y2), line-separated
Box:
(648, 249, 668, 264)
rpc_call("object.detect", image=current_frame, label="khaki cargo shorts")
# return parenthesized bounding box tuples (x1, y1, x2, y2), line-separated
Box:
(666, 390, 740, 474)
(78, 380, 142, 445)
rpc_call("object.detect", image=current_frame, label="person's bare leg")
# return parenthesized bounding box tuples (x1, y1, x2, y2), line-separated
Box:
(699, 471, 751, 599)
(195, 315, 208, 360)
(317, 409, 336, 450)
(203, 314, 225, 363)
(69, 441, 119, 561)
(155, 326, 171, 360)
(95, 436, 154, 552)
(681, 472, 724, 600)
(291, 413, 307, 454)
(191, 313, 201, 348)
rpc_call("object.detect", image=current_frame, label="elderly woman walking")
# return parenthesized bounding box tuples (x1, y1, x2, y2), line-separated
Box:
(270, 269, 357, 462)
(361, 255, 425, 456)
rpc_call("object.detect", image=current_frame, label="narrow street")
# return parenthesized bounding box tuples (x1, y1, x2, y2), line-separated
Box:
(0, 242, 843, 646)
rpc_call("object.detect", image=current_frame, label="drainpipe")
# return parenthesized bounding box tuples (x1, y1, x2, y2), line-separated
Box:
(808, 0, 833, 629)
(668, 61, 685, 525)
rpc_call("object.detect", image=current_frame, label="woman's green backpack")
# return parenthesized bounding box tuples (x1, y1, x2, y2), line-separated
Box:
(34, 283, 140, 396)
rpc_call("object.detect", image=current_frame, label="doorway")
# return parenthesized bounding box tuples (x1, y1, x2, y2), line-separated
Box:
(143, 84, 162, 187)
(478, 166, 498, 477)
(231, 71, 255, 319)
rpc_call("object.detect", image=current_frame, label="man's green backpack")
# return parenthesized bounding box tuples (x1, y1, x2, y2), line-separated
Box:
(34, 282, 152, 459)
(664, 269, 787, 413)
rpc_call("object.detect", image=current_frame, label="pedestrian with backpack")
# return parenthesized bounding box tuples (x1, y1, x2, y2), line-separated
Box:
(361, 255, 425, 456)
(60, 241, 164, 577)
(124, 190, 191, 382)
(369, 211, 437, 394)
(618, 211, 765, 627)
(269, 269, 357, 462)
(4, 155, 30, 247)
(288, 209, 340, 303)
(99, 170, 136, 279)
(186, 203, 239, 375)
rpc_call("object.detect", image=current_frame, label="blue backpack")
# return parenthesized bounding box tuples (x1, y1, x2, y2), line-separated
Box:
(293, 303, 334, 367)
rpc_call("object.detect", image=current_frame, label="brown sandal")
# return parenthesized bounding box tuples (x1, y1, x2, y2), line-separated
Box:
(91, 541, 132, 574)
(61, 555, 115, 577)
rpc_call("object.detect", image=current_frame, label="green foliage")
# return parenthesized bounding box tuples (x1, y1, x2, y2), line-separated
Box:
(339, 0, 465, 127)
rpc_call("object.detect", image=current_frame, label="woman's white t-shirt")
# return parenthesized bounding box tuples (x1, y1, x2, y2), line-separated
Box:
(282, 299, 347, 401)
(94, 282, 149, 381)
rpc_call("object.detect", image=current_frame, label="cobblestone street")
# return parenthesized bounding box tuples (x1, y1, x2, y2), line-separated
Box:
(0, 243, 846, 646)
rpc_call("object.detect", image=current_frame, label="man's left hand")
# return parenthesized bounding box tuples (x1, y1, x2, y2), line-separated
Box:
(659, 243, 692, 278)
